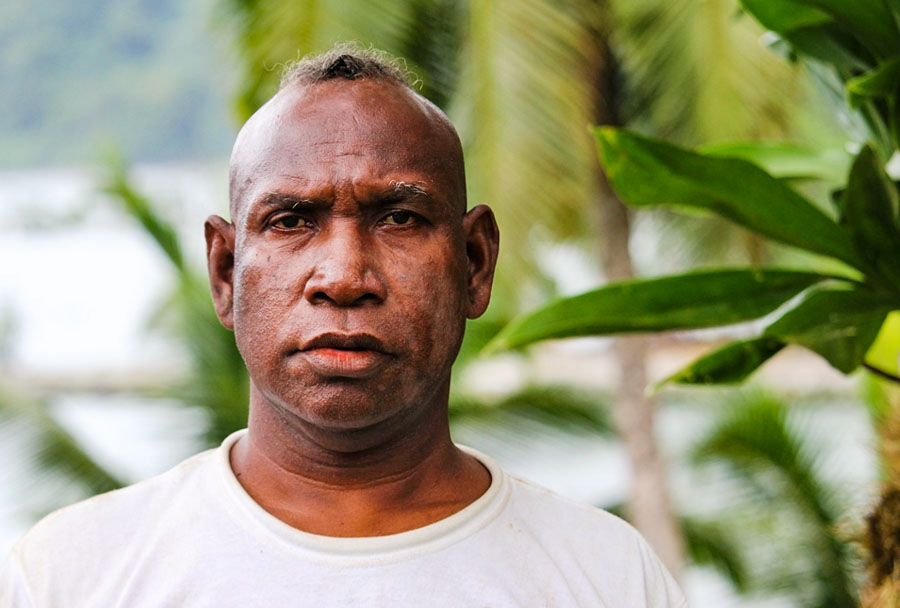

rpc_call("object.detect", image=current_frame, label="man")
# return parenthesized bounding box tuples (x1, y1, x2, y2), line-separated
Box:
(1, 48, 686, 607)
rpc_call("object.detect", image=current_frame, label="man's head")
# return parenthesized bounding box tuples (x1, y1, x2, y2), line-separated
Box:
(205, 47, 499, 438)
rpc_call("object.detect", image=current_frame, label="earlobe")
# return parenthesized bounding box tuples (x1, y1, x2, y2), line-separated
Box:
(204, 215, 236, 330)
(461, 204, 500, 319)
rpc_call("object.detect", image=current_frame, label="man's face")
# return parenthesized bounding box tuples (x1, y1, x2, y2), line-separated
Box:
(211, 79, 496, 432)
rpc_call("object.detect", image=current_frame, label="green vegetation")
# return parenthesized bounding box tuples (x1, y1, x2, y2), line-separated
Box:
(4, 0, 893, 603)
(491, 0, 900, 387)
(485, 0, 900, 602)
(690, 391, 860, 607)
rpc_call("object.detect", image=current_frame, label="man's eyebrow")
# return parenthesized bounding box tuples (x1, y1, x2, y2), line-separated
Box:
(388, 180, 430, 198)
(254, 193, 317, 209)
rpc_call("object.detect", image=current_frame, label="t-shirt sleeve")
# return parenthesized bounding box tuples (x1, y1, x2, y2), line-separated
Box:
(636, 535, 688, 607)
(0, 552, 35, 608)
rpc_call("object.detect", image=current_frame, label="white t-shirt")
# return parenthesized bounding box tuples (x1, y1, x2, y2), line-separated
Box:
(1, 430, 686, 607)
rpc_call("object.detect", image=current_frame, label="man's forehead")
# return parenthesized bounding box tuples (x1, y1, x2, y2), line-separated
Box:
(229, 79, 465, 221)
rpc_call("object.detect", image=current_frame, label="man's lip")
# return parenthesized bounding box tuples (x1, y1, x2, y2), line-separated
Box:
(299, 332, 390, 353)
(295, 333, 392, 378)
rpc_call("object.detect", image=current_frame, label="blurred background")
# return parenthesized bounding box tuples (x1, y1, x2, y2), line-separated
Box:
(1, 0, 895, 605)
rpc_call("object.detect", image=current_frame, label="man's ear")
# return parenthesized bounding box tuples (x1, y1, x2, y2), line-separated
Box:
(461, 204, 500, 319)
(205, 215, 236, 330)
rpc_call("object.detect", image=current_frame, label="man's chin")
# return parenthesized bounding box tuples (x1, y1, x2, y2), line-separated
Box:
(271, 385, 412, 433)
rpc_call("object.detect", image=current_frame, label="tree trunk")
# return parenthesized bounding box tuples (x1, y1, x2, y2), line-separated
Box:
(588, 27, 685, 578)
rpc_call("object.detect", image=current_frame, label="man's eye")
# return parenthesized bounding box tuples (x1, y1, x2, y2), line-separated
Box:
(271, 214, 307, 229)
(383, 211, 415, 226)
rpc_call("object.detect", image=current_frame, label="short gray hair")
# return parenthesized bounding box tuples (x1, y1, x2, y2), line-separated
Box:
(280, 44, 413, 89)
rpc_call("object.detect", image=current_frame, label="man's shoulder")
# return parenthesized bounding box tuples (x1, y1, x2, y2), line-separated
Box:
(462, 446, 651, 552)
(506, 474, 634, 536)
(14, 446, 217, 560)
(498, 475, 686, 606)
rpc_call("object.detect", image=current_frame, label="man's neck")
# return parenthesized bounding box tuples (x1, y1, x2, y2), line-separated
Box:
(228, 383, 491, 537)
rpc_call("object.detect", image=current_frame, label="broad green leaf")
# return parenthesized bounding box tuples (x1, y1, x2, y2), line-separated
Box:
(742, 0, 885, 69)
(841, 145, 900, 293)
(764, 285, 895, 372)
(701, 142, 851, 182)
(781, 23, 874, 72)
(661, 337, 786, 387)
(739, 0, 831, 33)
(595, 128, 863, 269)
(800, 0, 900, 59)
(866, 311, 900, 374)
(847, 58, 900, 107)
(892, 94, 900, 152)
(485, 269, 831, 353)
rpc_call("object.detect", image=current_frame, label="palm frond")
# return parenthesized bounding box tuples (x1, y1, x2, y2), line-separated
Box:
(0, 385, 124, 498)
(450, 384, 612, 436)
(223, 0, 428, 119)
(103, 158, 185, 272)
(681, 515, 750, 591)
(103, 165, 249, 447)
(690, 390, 858, 607)
(611, 0, 809, 146)
(454, 0, 599, 299)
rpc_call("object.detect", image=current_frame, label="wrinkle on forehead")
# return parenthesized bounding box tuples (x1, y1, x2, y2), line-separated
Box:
(228, 80, 466, 223)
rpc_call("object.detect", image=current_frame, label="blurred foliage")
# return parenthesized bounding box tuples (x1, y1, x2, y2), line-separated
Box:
(449, 385, 612, 435)
(103, 160, 249, 447)
(0, 385, 123, 500)
(689, 390, 860, 606)
(492, 1, 900, 387)
(0, 0, 234, 167)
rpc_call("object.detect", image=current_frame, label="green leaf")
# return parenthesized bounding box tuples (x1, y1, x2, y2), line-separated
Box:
(662, 337, 786, 386)
(764, 285, 894, 372)
(739, 0, 832, 33)
(841, 145, 900, 293)
(800, 0, 900, 59)
(594, 128, 863, 269)
(744, 0, 900, 60)
(866, 311, 900, 375)
(700, 142, 851, 182)
(681, 517, 749, 591)
(780, 23, 875, 72)
(891, 92, 900, 152)
(741, 0, 883, 71)
(0, 388, 125, 496)
(104, 161, 184, 272)
(846, 58, 900, 106)
(485, 269, 831, 353)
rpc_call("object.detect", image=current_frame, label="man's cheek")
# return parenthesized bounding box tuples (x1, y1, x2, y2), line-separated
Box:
(234, 257, 296, 320)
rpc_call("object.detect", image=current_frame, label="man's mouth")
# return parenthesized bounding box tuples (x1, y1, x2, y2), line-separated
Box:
(296, 333, 392, 378)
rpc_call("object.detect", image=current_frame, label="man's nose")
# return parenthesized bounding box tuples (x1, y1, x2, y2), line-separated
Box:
(302, 223, 386, 306)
